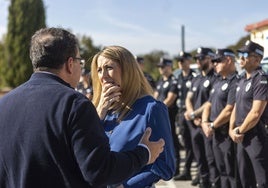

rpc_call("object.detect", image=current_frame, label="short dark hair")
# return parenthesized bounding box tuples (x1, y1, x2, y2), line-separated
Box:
(30, 27, 79, 70)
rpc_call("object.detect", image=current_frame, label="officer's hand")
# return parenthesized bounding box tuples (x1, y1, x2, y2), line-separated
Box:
(184, 111, 191, 121)
(140, 127, 165, 165)
(194, 118, 201, 127)
(232, 127, 244, 143)
(202, 122, 213, 138)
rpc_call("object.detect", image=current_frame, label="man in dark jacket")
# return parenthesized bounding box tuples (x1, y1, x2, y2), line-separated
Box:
(0, 27, 164, 188)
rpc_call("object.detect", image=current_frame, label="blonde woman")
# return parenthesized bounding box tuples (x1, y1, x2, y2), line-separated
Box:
(91, 46, 175, 188)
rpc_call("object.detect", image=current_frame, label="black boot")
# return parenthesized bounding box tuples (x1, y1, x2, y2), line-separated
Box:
(173, 171, 191, 181)
(191, 175, 200, 186)
(199, 179, 210, 188)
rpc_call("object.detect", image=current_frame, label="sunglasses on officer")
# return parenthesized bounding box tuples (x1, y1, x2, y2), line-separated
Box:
(238, 52, 258, 59)
(195, 55, 208, 61)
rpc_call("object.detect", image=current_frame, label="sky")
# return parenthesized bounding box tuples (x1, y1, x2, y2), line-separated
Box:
(0, 0, 267, 57)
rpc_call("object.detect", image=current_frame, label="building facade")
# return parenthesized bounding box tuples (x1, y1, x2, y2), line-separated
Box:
(245, 19, 268, 57)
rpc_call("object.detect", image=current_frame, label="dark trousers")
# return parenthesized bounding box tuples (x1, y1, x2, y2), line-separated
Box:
(213, 129, 236, 188)
(204, 132, 219, 186)
(168, 108, 181, 173)
(237, 128, 268, 188)
(187, 120, 209, 182)
(177, 111, 194, 173)
(187, 120, 219, 185)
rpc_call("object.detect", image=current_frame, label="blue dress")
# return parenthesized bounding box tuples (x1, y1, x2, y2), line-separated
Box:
(102, 95, 176, 187)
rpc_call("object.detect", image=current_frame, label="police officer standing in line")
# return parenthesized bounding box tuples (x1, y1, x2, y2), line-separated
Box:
(136, 56, 156, 90)
(184, 47, 219, 188)
(202, 49, 239, 188)
(229, 40, 268, 188)
(154, 58, 180, 176)
(173, 52, 197, 181)
(76, 68, 93, 100)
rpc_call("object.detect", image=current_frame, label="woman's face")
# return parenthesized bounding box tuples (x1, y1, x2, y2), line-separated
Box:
(96, 55, 122, 87)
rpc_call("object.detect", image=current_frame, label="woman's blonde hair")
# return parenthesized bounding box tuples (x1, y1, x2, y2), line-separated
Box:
(91, 45, 154, 121)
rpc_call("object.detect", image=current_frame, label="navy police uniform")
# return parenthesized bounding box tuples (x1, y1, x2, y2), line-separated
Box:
(175, 52, 197, 178)
(235, 68, 268, 188)
(186, 47, 219, 187)
(155, 58, 180, 175)
(209, 69, 239, 188)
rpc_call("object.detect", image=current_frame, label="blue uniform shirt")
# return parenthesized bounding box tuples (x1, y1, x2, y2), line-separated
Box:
(176, 69, 196, 109)
(190, 69, 218, 110)
(235, 67, 268, 126)
(102, 95, 176, 187)
(156, 74, 178, 111)
(209, 73, 238, 121)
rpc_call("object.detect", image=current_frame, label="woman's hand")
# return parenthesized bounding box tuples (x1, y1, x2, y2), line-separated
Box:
(97, 82, 121, 119)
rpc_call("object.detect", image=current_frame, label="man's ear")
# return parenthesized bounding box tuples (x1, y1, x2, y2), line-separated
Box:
(65, 57, 74, 74)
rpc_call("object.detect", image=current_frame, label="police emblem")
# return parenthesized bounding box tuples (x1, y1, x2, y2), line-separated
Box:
(221, 83, 228, 91)
(245, 82, 251, 92)
(203, 80, 210, 88)
(186, 81, 191, 88)
(163, 81, 169, 88)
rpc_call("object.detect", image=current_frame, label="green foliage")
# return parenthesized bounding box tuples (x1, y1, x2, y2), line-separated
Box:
(138, 50, 168, 81)
(78, 35, 101, 71)
(1, 0, 46, 87)
(227, 35, 250, 52)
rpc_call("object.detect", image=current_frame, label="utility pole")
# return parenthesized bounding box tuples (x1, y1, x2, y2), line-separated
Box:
(181, 25, 185, 52)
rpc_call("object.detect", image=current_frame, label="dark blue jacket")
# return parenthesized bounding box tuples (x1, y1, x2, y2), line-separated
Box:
(0, 72, 149, 188)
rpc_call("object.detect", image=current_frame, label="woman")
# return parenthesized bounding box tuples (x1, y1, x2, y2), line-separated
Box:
(91, 46, 175, 188)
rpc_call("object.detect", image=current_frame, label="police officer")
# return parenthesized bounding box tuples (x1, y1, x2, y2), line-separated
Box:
(229, 40, 268, 188)
(154, 57, 180, 176)
(136, 56, 156, 90)
(76, 68, 93, 100)
(184, 47, 219, 188)
(173, 51, 197, 181)
(202, 49, 238, 188)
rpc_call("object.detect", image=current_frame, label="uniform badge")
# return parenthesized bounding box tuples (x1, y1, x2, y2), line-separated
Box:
(203, 80, 210, 88)
(186, 81, 191, 88)
(163, 81, 169, 88)
(193, 87, 197, 92)
(221, 83, 228, 91)
(245, 82, 251, 92)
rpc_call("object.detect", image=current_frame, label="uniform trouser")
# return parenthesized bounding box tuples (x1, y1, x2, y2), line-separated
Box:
(213, 129, 236, 188)
(168, 108, 181, 172)
(237, 128, 268, 188)
(187, 120, 209, 182)
(187, 120, 219, 185)
(203, 131, 219, 186)
(177, 111, 194, 173)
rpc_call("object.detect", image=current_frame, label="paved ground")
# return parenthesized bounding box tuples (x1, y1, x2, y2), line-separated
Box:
(156, 179, 196, 188)
(155, 149, 199, 188)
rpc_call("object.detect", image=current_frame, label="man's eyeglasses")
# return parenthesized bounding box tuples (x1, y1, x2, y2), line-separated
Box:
(238, 52, 258, 59)
(73, 57, 85, 68)
(195, 56, 206, 61)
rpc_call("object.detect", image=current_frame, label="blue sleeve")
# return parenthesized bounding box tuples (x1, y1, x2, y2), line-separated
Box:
(123, 171, 160, 188)
(124, 101, 176, 187)
(148, 102, 176, 180)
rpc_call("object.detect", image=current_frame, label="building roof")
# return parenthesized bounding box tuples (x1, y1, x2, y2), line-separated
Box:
(245, 19, 268, 32)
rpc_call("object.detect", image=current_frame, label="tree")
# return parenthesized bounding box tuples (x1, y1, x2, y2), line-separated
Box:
(78, 35, 101, 71)
(142, 50, 168, 81)
(1, 0, 46, 87)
